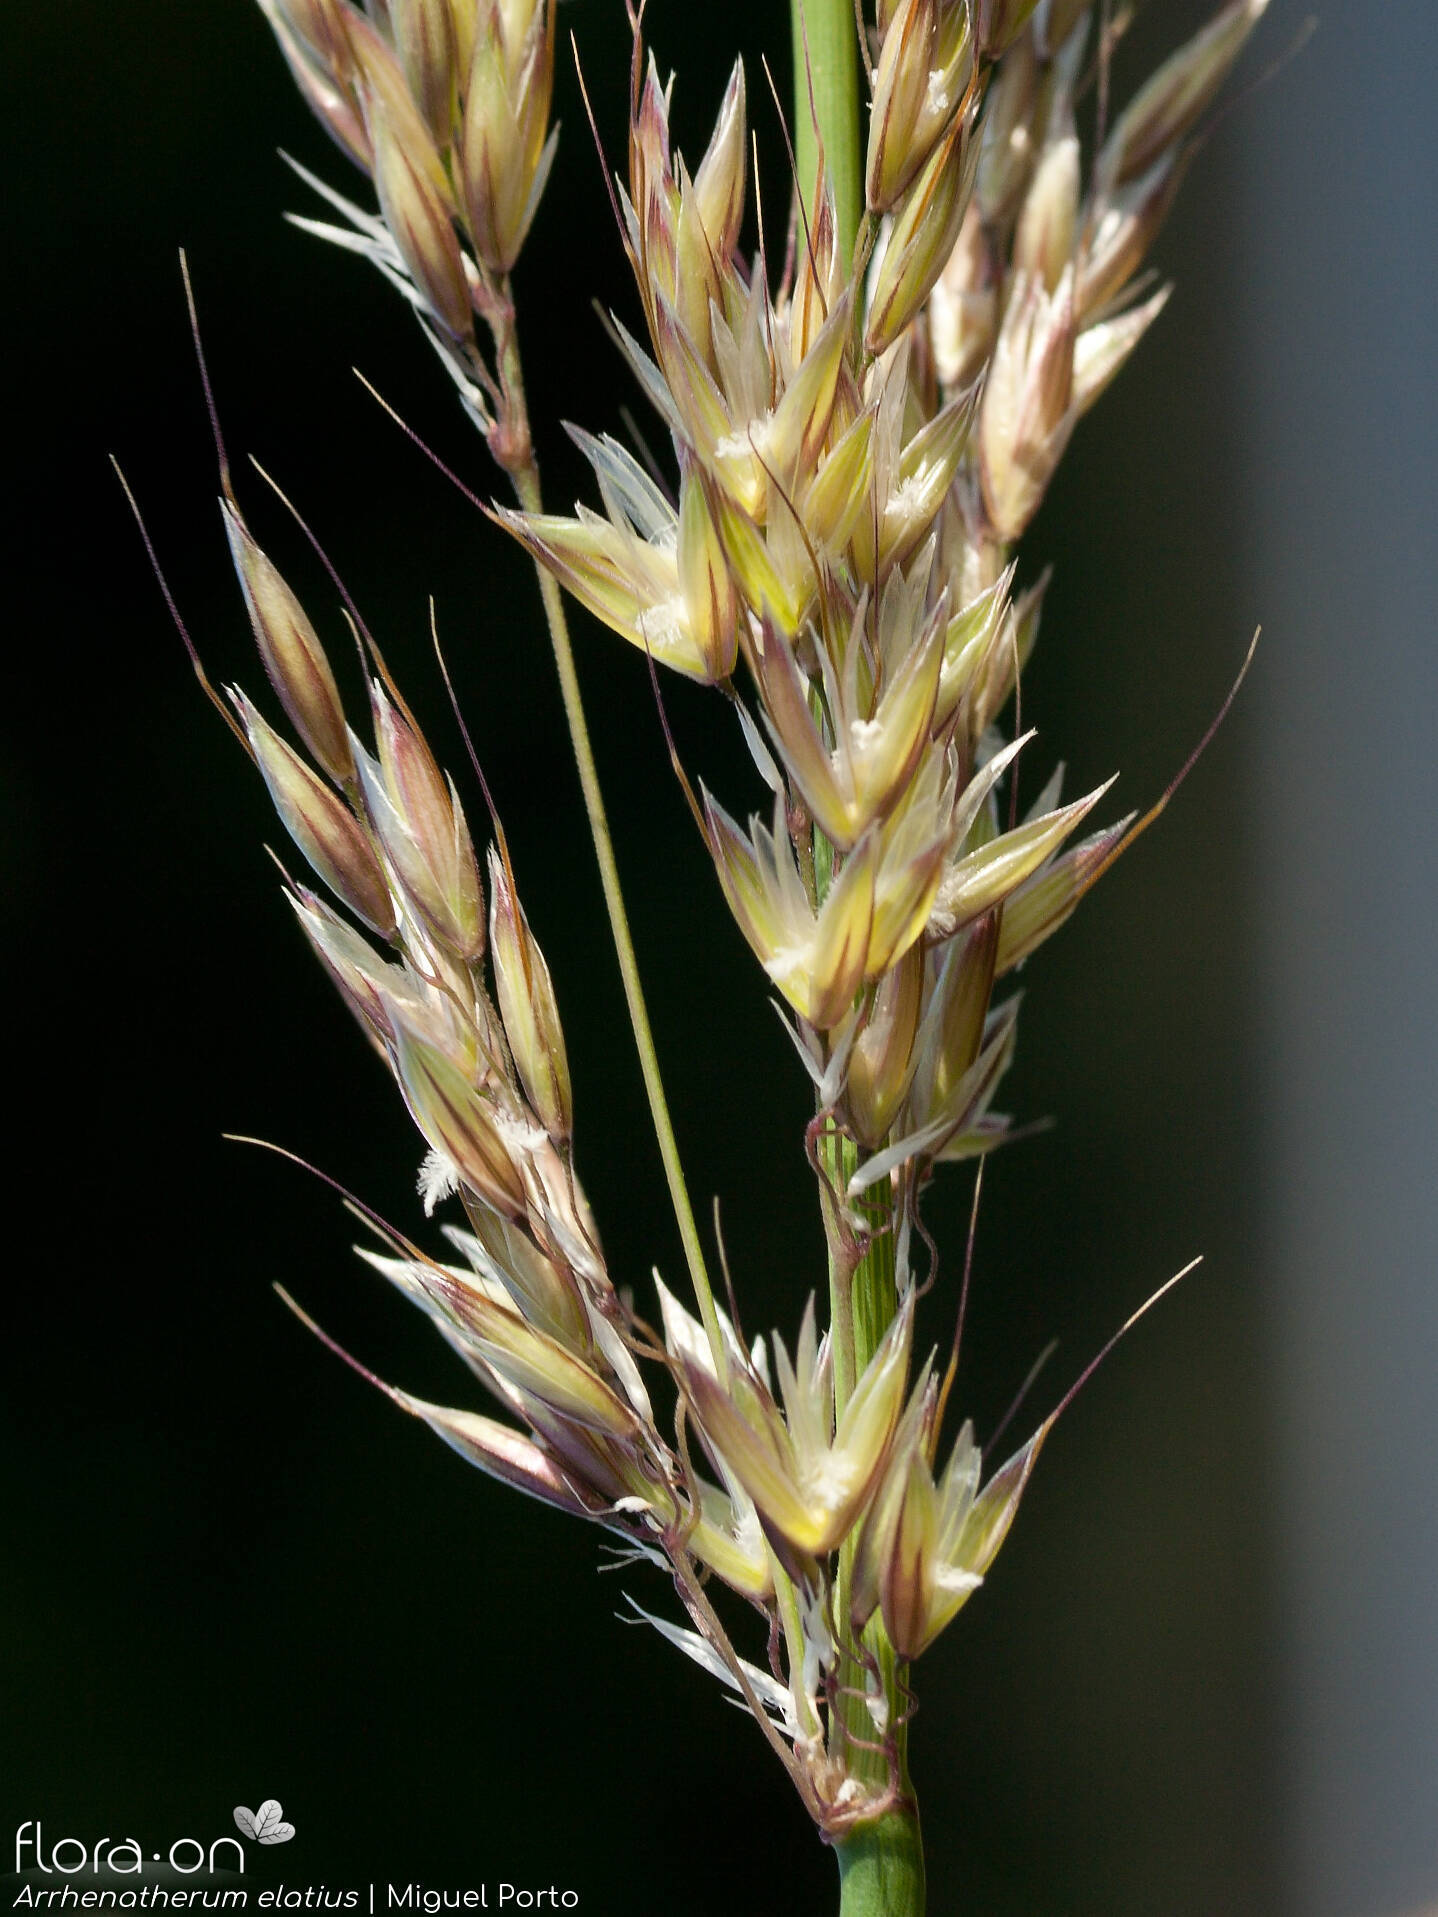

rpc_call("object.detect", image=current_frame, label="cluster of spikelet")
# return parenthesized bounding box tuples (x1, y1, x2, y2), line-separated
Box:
(232, 0, 1268, 1843)
(255, 0, 557, 465)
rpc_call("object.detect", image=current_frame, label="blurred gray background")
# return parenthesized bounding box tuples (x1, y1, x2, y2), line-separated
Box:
(1239, 5, 1438, 1913)
(3, 1, 1434, 1911)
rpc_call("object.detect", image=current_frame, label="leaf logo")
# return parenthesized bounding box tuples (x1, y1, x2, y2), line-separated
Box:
(233, 1802, 296, 1845)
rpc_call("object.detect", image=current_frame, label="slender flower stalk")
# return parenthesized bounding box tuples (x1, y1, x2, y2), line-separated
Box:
(153, 2, 1273, 1910)
(494, 328, 732, 1372)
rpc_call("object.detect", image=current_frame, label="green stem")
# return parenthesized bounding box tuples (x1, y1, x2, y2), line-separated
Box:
(492, 311, 727, 1377)
(823, 1128, 924, 1916)
(836, 1808, 926, 1917)
(790, 0, 865, 268)
(792, 13, 921, 1893)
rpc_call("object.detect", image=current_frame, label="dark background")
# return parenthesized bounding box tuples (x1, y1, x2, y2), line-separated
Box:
(5, 3, 1424, 1913)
